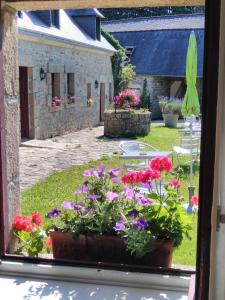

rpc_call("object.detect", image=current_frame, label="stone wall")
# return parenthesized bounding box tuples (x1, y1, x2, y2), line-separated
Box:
(18, 38, 114, 139)
(132, 76, 203, 120)
(2, 6, 20, 251)
(104, 110, 151, 137)
(132, 76, 171, 120)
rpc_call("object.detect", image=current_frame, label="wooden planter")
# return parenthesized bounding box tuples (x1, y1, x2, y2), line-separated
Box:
(50, 231, 174, 267)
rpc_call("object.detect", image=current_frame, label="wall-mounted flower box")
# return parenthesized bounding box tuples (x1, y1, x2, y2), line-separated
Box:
(65, 96, 76, 108)
(50, 96, 64, 112)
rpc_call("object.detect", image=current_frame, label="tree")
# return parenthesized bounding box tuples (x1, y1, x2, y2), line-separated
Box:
(99, 6, 204, 20)
(140, 79, 150, 110)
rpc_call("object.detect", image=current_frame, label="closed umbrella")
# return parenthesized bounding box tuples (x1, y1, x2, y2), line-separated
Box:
(182, 31, 200, 117)
(181, 31, 200, 211)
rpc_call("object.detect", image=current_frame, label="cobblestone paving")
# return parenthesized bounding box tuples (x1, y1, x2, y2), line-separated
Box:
(20, 126, 123, 191)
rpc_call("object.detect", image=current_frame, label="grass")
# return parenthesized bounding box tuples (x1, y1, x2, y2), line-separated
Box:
(21, 126, 199, 267)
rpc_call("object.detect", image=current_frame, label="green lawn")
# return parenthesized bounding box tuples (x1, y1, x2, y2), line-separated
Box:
(21, 126, 199, 267)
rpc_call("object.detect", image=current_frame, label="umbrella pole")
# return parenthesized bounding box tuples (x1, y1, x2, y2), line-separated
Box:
(188, 118, 195, 205)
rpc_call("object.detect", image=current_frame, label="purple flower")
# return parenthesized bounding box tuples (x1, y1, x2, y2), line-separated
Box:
(83, 169, 99, 177)
(106, 191, 119, 203)
(123, 187, 136, 199)
(73, 184, 89, 195)
(142, 182, 153, 190)
(127, 209, 139, 217)
(97, 164, 107, 172)
(111, 178, 121, 185)
(83, 209, 92, 217)
(62, 201, 74, 210)
(113, 220, 125, 231)
(48, 208, 61, 218)
(108, 168, 122, 178)
(88, 194, 101, 200)
(136, 194, 152, 206)
(133, 217, 149, 230)
(74, 204, 83, 211)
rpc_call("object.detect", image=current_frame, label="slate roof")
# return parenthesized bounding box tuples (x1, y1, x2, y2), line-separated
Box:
(18, 10, 115, 53)
(102, 15, 204, 77)
(66, 9, 104, 18)
(102, 14, 204, 32)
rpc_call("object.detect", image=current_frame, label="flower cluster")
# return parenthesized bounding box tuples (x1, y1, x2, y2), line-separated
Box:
(67, 95, 75, 105)
(46, 157, 192, 258)
(12, 212, 46, 257)
(13, 211, 42, 232)
(115, 89, 140, 109)
(51, 96, 64, 108)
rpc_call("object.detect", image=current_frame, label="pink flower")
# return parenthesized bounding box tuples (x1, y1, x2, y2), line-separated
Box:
(168, 179, 181, 189)
(150, 156, 173, 172)
(115, 89, 140, 108)
(191, 195, 199, 206)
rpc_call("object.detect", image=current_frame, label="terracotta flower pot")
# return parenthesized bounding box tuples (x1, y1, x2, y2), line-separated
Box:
(50, 231, 174, 267)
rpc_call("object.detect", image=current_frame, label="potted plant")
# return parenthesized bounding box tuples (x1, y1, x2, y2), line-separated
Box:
(12, 211, 47, 257)
(46, 157, 192, 267)
(159, 97, 182, 128)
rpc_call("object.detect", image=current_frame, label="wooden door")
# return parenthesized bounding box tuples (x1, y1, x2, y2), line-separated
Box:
(100, 83, 105, 122)
(19, 67, 29, 138)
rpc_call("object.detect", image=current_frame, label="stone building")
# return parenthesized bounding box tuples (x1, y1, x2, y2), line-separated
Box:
(102, 14, 204, 119)
(18, 9, 115, 139)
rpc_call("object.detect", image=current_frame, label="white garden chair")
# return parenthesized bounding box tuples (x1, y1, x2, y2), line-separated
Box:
(119, 141, 159, 170)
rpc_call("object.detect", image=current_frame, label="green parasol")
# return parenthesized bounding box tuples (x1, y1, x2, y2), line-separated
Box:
(182, 31, 200, 211)
(181, 31, 200, 117)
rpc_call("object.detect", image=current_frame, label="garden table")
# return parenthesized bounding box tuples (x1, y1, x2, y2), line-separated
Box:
(119, 151, 172, 169)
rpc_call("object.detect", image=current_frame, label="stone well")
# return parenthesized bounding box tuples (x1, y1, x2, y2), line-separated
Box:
(104, 110, 151, 137)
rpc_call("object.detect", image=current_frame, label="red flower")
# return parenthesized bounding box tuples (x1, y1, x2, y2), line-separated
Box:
(168, 179, 181, 189)
(12, 215, 33, 232)
(142, 168, 161, 181)
(150, 156, 173, 172)
(45, 236, 53, 252)
(191, 195, 199, 206)
(121, 171, 143, 184)
(32, 211, 42, 226)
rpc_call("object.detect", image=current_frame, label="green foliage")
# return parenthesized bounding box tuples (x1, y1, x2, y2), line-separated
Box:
(159, 96, 182, 115)
(100, 7, 205, 20)
(101, 28, 125, 52)
(140, 78, 150, 110)
(101, 29, 135, 95)
(14, 229, 46, 257)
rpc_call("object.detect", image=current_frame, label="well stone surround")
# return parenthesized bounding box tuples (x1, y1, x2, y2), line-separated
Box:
(104, 110, 151, 137)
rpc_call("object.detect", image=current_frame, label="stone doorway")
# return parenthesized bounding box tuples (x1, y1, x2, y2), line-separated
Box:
(100, 83, 105, 122)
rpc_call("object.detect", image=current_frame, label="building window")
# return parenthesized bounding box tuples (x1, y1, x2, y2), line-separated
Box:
(51, 73, 63, 108)
(51, 10, 60, 28)
(67, 73, 75, 105)
(124, 46, 135, 64)
(87, 83, 93, 107)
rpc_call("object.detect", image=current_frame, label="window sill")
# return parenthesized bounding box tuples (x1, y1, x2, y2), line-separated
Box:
(65, 102, 76, 109)
(0, 260, 190, 292)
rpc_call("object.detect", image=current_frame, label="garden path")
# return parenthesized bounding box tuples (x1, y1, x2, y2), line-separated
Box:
(19, 126, 122, 191)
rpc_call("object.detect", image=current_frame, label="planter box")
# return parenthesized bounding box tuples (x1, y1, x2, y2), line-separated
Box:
(50, 231, 174, 267)
(104, 110, 151, 138)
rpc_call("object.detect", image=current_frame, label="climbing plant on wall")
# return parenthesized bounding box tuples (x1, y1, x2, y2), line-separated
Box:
(101, 29, 135, 95)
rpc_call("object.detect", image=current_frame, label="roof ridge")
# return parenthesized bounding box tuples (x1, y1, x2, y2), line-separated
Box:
(102, 13, 205, 24)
